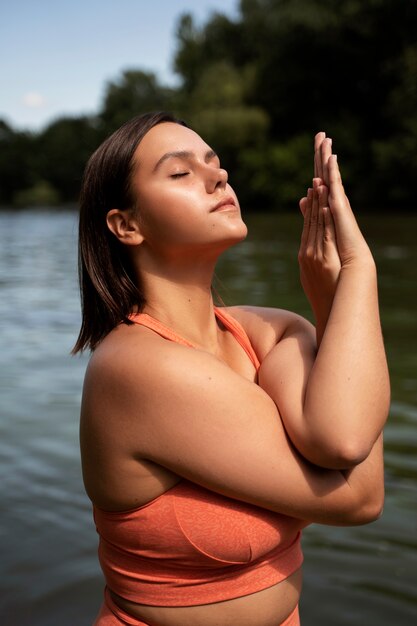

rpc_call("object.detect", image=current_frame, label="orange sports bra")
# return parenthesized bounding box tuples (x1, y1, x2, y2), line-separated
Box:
(93, 307, 305, 607)
(127, 306, 261, 368)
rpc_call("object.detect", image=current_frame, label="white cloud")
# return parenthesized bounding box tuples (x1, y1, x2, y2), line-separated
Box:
(23, 92, 46, 108)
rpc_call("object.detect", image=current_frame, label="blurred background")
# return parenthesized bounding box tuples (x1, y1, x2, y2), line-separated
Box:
(0, 1, 416, 624)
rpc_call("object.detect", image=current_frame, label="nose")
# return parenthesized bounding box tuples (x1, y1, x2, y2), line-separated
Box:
(205, 166, 228, 193)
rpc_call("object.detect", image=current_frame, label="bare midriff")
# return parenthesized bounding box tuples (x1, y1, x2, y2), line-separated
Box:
(109, 568, 302, 626)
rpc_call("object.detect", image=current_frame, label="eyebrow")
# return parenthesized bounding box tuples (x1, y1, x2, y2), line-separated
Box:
(153, 149, 218, 172)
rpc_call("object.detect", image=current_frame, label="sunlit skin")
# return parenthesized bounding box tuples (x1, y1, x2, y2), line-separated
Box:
(132, 123, 247, 258)
(106, 122, 248, 349)
(81, 123, 389, 625)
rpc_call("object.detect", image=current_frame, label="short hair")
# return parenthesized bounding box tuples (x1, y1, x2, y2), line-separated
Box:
(72, 111, 186, 353)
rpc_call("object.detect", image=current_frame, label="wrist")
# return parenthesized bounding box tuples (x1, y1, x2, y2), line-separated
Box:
(339, 258, 377, 285)
(312, 300, 333, 346)
(340, 249, 376, 273)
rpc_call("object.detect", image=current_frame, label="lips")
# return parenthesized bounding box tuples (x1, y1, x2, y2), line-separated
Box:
(210, 197, 236, 212)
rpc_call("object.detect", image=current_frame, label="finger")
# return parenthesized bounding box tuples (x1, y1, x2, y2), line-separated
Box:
(318, 184, 329, 218)
(314, 132, 325, 179)
(300, 188, 313, 249)
(313, 176, 325, 187)
(314, 132, 326, 179)
(306, 181, 320, 254)
(328, 154, 342, 185)
(312, 177, 322, 191)
(316, 185, 328, 257)
(323, 204, 337, 251)
(328, 155, 346, 211)
(321, 137, 333, 187)
(299, 196, 307, 217)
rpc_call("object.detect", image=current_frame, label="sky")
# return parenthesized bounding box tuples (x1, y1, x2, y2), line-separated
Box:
(1, 0, 239, 132)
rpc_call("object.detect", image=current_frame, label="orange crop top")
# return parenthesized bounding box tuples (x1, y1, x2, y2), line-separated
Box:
(93, 307, 305, 607)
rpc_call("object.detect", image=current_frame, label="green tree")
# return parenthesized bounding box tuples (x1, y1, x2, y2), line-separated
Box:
(186, 61, 268, 148)
(0, 121, 36, 206)
(174, 12, 244, 95)
(13, 180, 60, 208)
(1, 0, 416, 211)
(99, 70, 177, 134)
(371, 43, 417, 208)
(36, 116, 100, 202)
(172, 0, 417, 209)
(239, 134, 312, 209)
(176, 60, 270, 207)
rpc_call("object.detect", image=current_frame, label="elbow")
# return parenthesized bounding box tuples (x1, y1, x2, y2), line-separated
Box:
(331, 442, 372, 470)
(308, 440, 372, 470)
(324, 493, 384, 527)
(343, 483, 385, 526)
(355, 492, 385, 525)
(328, 428, 382, 469)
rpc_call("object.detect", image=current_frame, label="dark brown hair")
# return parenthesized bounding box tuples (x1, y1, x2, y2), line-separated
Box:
(72, 111, 186, 353)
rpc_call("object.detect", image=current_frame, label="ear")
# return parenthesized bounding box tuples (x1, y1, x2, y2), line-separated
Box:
(106, 208, 144, 246)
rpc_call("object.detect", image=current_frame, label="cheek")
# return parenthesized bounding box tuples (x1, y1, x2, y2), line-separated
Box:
(137, 186, 203, 242)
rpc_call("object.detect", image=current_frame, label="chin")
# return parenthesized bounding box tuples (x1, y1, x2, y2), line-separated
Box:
(233, 219, 248, 241)
(219, 222, 248, 251)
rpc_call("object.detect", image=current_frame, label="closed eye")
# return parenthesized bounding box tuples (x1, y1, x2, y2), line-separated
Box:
(170, 172, 189, 179)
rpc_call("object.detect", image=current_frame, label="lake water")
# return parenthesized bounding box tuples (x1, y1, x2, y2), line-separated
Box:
(0, 209, 416, 625)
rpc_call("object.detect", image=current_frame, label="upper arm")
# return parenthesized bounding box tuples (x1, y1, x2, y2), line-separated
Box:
(224, 305, 316, 363)
(83, 336, 367, 526)
(225, 306, 326, 461)
(226, 306, 368, 469)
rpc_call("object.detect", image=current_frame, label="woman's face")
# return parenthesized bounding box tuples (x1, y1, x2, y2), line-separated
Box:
(130, 122, 247, 260)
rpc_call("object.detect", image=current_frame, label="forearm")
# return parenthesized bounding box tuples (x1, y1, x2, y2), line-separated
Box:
(274, 137, 390, 468)
(258, 261, 389, 469)
(302, 260, 390, 465)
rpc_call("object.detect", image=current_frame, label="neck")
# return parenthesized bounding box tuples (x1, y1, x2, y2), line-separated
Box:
(135, 255, 221, 350)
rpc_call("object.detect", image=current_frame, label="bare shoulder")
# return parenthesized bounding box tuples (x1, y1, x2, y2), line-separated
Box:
(80, 321, 238, 509)
(82, 319, 255, 429)
(224, 305, 315, 360)
(84, 322, 163, 386)
(80, 319, 277, 480)
(83, 321, 210, 405)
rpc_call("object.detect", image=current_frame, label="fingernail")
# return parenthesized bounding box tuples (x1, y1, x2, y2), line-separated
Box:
(334, 154, 338, 161)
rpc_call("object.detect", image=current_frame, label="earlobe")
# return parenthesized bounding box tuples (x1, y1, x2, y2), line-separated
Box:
(106, 209, 144, 245)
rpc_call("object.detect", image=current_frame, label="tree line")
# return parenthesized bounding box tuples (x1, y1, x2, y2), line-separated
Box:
(1, 0, 416, 211)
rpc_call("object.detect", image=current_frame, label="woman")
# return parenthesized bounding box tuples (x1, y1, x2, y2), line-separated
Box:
(74, 112, 389, 626)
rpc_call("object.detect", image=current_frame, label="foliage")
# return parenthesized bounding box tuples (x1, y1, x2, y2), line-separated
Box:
(172, 0, 417, 210)
(35, 116, 100, 202)
(13, 180, 61, 208)
(238, 134, 312, 209)
(99, 70, 177, 135)
(0, 121, 36, 206)
(1, 0, 416, 210)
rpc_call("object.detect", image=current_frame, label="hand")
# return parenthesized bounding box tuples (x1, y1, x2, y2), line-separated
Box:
(298, 178, 341, 325)
(298, 133, 374, 333)
(313, 132, 374, 268)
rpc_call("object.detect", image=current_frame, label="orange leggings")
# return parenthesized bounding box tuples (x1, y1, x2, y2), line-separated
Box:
(93, 588, 301, 626)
